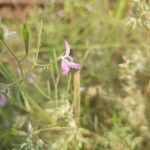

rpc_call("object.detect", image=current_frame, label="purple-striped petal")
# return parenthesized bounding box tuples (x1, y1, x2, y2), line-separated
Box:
(61, 59, 70, 75)
(68, 61, 81, 70)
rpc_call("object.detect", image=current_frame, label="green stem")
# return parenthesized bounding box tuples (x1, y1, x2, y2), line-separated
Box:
(34, 82, 53, 101)
(115, 0, 129, 20)
(2, 40, 24, 77)
(19, 53, 28, 62)
(54, 77, 59, 105)
(0, 62, 35, 87)
(67, 74, 72, 93)
(73, 72, 81, 126)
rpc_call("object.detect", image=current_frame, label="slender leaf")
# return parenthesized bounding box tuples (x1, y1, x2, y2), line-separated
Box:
(23, 23, 30, 54)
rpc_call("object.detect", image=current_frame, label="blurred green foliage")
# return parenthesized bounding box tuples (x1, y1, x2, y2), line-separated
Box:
(0, 0, 150, 149)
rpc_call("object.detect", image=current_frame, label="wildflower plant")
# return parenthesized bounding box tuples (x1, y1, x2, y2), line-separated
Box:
(0, 0, 150, 149)
(60, 41, 81, 75)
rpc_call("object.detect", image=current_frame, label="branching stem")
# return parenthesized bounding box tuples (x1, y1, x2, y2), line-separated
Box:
(2, 40, 24, 77)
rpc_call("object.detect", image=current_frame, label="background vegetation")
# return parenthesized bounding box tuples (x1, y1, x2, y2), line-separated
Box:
(0, 0, 150, 149)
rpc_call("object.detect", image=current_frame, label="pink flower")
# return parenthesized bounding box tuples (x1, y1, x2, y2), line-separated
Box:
(61, 41, 81, 75)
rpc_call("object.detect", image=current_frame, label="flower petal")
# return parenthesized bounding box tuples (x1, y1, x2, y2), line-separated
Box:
(68, 61, 81, 70)
(61, 59, 70, 75)
(64, 41, 70, 57)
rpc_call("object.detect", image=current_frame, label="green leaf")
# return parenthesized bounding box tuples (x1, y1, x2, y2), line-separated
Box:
(23, 23, 30, 54)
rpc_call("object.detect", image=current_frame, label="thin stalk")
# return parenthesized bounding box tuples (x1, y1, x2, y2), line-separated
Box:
(35, 21, 43, 61)
(54, 77, 59, 105)
(19, 53, 28, 62)
(47, 78, 51, 97)
(35, 63, 50, 67)
(73, 71, 81, 126)
(0, 78, 23, 87)
(53, 50, 60, 105)
(2, 40, 24, 77)
(34, 82, 53, 101)
(49, 64, 59, 106)
(53, 49, 59, 75)
(67, 74, 72, 93)
(0, 62, 35, 87)
(34, 126, 98, 138)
